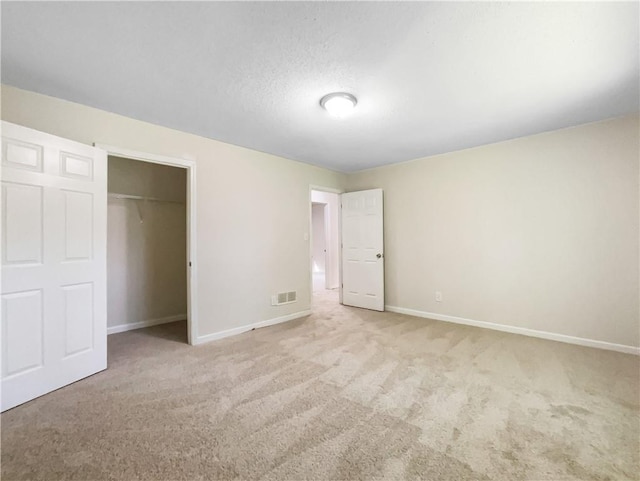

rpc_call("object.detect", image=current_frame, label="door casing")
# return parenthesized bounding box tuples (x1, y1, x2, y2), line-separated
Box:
(95, 144, 198, 345)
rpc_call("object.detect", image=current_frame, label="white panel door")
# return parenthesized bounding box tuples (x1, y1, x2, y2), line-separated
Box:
(1, 121, 107, 412)
(341, 189, 384, 311)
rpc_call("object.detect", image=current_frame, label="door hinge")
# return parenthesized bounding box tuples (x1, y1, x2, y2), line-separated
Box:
(189, 262, 192, 267)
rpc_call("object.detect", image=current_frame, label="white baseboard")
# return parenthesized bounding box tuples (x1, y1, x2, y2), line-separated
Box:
(194, 309, 312, 346)
(107, 314, 187, 335)
(385, 305, 640, 356)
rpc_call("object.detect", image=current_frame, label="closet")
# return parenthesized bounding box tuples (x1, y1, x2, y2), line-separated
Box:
(107, 156, 187, 341)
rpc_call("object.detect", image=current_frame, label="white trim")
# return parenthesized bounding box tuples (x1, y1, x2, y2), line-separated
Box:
(94, 143, 198, 346)
(107, 314, 187, 335)
(309, 185, 343, 194)
(94, 144, 195, 168)
(193, 310, 312, 346)
(385, 306, 640, 355)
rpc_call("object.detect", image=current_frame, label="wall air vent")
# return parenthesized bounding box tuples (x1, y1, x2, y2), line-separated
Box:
(272, 291, 297, 306)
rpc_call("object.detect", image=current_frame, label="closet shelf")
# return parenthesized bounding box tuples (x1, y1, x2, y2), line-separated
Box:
(108, 193, 184, 204)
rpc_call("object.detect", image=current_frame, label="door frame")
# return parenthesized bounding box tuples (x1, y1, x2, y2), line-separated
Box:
(309, 185, 343, 305)
(95, 144, 198, 345)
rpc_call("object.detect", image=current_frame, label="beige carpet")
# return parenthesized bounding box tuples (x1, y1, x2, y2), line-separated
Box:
(2, 289, 638, 480)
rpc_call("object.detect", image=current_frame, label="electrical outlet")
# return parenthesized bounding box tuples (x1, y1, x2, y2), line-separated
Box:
(435, 291, 443, 302)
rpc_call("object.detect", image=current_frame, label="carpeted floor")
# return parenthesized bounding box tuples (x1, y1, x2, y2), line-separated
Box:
(2, 289, 639, 480)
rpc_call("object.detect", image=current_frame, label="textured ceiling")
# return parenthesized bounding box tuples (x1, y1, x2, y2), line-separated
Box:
(2, 2, 638, 172)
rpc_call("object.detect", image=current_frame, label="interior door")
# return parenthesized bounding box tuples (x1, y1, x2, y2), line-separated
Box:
(1, 121, 107, 411)
(341, 188, 384, 311)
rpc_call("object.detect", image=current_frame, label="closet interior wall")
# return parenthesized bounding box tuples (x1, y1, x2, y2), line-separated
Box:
(107, 156, 187, 334)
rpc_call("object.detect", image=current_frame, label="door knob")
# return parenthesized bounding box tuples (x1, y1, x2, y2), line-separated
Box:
(376, 253, 382, 259)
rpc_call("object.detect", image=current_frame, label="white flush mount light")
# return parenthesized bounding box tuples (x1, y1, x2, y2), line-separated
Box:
(320, 92, 357, 118)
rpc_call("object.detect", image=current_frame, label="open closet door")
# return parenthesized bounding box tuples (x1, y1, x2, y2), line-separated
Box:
(1, 121, 107, 411)
(341, 188, 384, 311)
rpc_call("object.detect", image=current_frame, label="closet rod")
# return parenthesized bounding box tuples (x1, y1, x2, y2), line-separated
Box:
(108, 193, 185, 204)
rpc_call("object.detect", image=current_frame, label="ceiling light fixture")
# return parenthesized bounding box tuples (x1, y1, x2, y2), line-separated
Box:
(320, 92, 357, 118)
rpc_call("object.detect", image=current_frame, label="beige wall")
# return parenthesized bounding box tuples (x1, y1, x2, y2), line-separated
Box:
(107, 156, 187, 331)
(348, 115, 640, 348)
(1, 85, 345, 342)
(3, 84, 637, 350)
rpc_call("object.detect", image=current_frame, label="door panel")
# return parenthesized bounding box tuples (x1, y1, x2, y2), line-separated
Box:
(1, 121, 107, 412)
(341, 189, 384, 311)
(2, 182, 43, 264)
(62, 282, 94, 357)
(63, 190, 93, 260)
(60, 151, 93, 180)
(2, 289, 43, 377)
(3, 138, 43, 172)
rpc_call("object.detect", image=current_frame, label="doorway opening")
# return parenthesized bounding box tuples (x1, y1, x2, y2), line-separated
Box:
(310, 188, 341, 307)
(98, 144, 198, 346)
